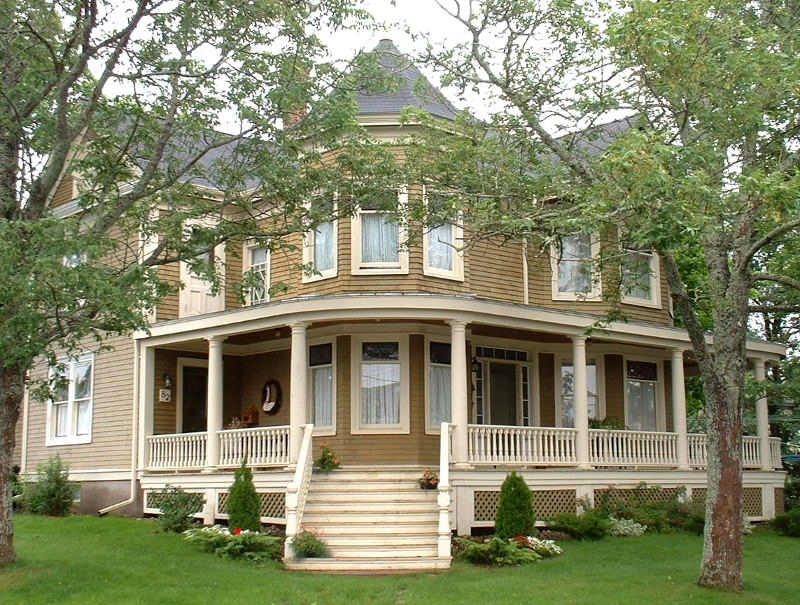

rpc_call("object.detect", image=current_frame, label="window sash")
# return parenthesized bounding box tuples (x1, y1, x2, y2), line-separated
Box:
(247, 247, 270, 304)
(311, 366, 333, 428)
(560, 361, 599, 427)
(361, 212, 399, 264)
(622, 250, 654, 301)
(556, 233, 596, 295)
(426, 223, 453, 271)
(626, 379, 657, 431)
(360, 361, 401, 425)
(313, 221, 335, 272)
(49, 355, 93, 443)
(429, 364, 451, 426)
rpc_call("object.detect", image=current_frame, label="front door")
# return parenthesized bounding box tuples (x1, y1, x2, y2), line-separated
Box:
(182, 365, 208, 433)
(489, 362, 517, 425)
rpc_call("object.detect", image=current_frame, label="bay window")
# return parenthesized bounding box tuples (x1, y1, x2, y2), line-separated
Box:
(351, 191, 409, 274)
(303, 215, 337, 282)
(351, 336, 409, 433)
(47, 353, 94, 445)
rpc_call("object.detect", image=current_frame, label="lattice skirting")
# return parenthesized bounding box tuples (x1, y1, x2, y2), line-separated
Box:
(775, 488, 785, 515)
(474, 489, 577, 522)
(217, 491, 285, 521)
(145, 490, 204, 514)
(692, 487, 763, 517)
(594, 486, 682, 508)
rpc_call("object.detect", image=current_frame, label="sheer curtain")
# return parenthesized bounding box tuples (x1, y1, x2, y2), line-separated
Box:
(558, 234, 592, 293)
(361, 363, 400, 424)
(314, 221, 334, 272)
(362, 213, 399, 263)
(427, 224, 453, 271)
(312, 366, 333, 427)
(627, 380, 656, 430)
(429, 365, 451, 425)
(622, 251, 652, 299)
(561, 361, 597, 426)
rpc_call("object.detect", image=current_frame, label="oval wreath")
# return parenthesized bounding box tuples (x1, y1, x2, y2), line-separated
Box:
(261, 379, 282, 414)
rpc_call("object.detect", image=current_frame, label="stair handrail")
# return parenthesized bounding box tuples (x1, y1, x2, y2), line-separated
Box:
(437, 422, 452, 559)
(284, 423, 314, 561)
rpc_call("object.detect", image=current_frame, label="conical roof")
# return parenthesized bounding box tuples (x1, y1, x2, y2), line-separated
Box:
(356, 39, 459, 120)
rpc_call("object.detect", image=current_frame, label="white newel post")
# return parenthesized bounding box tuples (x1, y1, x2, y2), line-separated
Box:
(753, 358, 772, 471)
(572, 336, 591, 469)
(671, 349, 690, 470)
(205, 335, 224, 470)
(289, 321, 308, 465)
(449, 320, 469, 467)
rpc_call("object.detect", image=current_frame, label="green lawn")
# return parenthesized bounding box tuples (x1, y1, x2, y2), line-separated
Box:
(1, 515, 798, 604)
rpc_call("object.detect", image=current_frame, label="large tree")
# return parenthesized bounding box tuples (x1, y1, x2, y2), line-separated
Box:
(405, 0, 800, 589)
(0, 0, 399, 563)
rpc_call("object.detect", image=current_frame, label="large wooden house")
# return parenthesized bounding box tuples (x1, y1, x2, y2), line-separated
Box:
(16, 40, 785, 572)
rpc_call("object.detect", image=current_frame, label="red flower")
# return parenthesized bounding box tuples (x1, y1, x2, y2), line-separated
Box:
(234, 527, 242, 535)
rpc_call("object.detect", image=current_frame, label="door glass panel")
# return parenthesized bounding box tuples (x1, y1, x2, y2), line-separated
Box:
(489, 362, 517, 426)
(182, 366, 208, 433)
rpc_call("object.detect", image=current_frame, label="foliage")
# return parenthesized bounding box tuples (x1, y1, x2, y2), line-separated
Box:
(772, 508, 800, 538)
(11, 465, 24, 511)
(455, 537, 541, 567)
(291, 528, 329, 558)
(24, 455, 79, 516)
(226, 459, 261, 533)
(593, 485, 704, 534)
(314, 443, 340, 473)
(153, 485, 205, 533)
(588, 417, 627, 430)
(184, 525, 282, 563)
(548, 513, 609, 541)
(419, 468, 439, 489)
(494, 472, 536, 540)
(511, 535, 564, 558)
(784, 461, 800, 511)
(607, 517, 647, 537)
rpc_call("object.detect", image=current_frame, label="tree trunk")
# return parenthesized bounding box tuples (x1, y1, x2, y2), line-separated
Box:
(0, 363, 23, 564)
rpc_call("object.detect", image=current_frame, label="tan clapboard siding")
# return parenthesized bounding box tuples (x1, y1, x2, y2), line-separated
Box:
(313, 334, 439, 465)
(539, 353, 556, 427)
(225, 242, 243, 311)
(469, 238, 525, 303)
(51, 173, 75, 208)
(604, 354, 625, 422)
(239, 349, 291, 427)
(25, 335, 135, 471)
(156, 262, 180, 322)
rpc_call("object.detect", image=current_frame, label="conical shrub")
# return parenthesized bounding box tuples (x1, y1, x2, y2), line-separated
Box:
(227, 458, 261, 532)
(495, 471, 536, 539)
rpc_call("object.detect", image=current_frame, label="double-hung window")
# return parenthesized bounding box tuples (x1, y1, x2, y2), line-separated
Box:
(351, 191, 409, 274)
(245, 244, 270, 305)
(559, 358, 601, 427)
(552, 233, 600, 300)
(47, 353, 94, 445)
(621, 246, 661, 307)
(422, 191, 463, 280)
(303, 201, 337, 282)
(427, 341, 451, 432)
(309, 342, 335, 435)
(625, 360, 660, 431)
(351, 336, 409, 433)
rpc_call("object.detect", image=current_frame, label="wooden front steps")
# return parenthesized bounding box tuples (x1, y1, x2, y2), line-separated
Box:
(285, 470, 451, 573)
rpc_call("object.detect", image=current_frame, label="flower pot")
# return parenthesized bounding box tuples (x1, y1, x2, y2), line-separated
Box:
(420, 483, 437, 490)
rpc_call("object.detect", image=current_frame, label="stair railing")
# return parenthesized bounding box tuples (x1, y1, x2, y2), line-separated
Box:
(284, 423, 314, 561)
(438, 422, 452, 559)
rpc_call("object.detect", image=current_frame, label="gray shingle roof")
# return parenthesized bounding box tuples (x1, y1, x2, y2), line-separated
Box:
(356, 39, 460, 120)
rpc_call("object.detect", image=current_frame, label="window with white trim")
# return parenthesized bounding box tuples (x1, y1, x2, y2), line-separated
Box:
(244, 244, 270, 305)
(351, 336, 409, 434)
(309, 342, 335, 435)
(552, 233, 600, 300)
(427, 341, 451, 431)
(303, 203, 337, 282)
(621, 247, 661, 307)
(625, 360, 658, 431)
(558, 359, 601, 427)
(47, 353, 94, 445)
(422, 192, 463, 280)
(351, 191, 408, 275)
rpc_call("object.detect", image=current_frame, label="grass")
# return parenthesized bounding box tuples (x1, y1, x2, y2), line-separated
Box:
(2, 515, 799, 604)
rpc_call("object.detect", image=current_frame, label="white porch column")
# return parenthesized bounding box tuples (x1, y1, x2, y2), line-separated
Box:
(205, 336, 225, 470)
(137, 343, 155, 472)
(572, 336, 591, 469)
(449, 319, 469, 467)
(753, 358, 772, 471)
(289, 321, 309, 464)
(671, 349, 690, 470)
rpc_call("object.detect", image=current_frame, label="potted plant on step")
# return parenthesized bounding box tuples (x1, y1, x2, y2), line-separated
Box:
(419, 468, 439, 490)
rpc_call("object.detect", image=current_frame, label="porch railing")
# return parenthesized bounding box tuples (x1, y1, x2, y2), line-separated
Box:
(770, 437, 782, 468)
(467, 425, 577, 464)
(147, 432, 207, 470)
(742, 436, 761, 468)
(590, 429, 677, 466)
(218, 426, 290, 467)
(687, 433, 781, 469)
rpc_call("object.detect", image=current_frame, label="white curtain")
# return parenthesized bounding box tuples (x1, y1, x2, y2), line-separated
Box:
(427, 224, 453, 271)
(361, 362, 400, 424)
(627, 380, 656, 430)
(429, 365, 451, 425)
(76, 400, 91, 435)
(312, 366, 333, 427)
(55, 402, 69, 437)
(314, 222, 334, 271)
(558, 234, 592, 293)
(362, 213, 398, 263)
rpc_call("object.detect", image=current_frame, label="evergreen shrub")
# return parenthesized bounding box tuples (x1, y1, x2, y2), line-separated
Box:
(455, 537, 541, 566)
(154, 485, 204, 533)
(25, 455, 79, 516)
(549, 512, 609, 540)
(773, 508, 800, 537)
(495, 472, 536, 540)
(227, 459, 261, 532)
